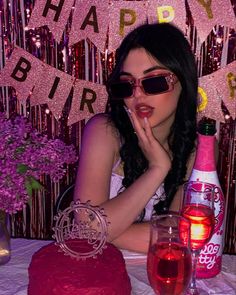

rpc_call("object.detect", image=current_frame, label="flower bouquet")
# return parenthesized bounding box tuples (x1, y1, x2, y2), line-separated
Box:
(0, 112, 78, 214)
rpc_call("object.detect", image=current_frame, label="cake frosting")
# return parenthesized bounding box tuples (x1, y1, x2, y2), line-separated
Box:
(28, 240, 131, 295)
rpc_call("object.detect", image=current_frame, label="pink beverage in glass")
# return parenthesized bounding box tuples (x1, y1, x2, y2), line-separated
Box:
(147, 214, 192, 295)
(147, 242, 192, 295)
(182, 204, 215, 250)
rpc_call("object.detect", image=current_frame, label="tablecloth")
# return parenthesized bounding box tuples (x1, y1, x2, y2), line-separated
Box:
(0, 239, 235, 295)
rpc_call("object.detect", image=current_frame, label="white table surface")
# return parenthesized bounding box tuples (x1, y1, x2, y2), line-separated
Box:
(0, 239, 235, 295)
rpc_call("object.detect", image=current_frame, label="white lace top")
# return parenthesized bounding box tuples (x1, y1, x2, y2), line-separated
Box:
(109, 167, 166, 221)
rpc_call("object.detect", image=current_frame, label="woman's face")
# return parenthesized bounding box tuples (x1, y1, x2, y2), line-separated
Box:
(121, 48, 182, 136)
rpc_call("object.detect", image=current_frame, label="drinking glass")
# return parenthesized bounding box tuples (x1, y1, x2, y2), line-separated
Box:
(147, 214, 192, 295)
(181, 181, 215, 295)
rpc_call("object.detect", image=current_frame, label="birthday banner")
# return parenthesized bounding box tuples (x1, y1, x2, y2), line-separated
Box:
(27, 0, 236, 52)
(0, 45, 235, 122)
(197, 61, 236, 121)
(0, 0, 235, 123)
(0, 46, 107, 124)
(187, 0, 236, 44)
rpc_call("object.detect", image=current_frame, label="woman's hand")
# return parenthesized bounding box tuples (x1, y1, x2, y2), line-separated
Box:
(127, 108, 171, 174)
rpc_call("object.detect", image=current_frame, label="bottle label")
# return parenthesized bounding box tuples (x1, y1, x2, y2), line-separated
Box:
(189, 169, 225, 278)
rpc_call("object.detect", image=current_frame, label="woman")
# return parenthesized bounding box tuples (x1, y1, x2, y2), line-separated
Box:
(74, 23, 198, 253)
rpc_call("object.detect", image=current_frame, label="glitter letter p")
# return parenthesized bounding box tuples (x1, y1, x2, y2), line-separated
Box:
(119, 9, 136, 37)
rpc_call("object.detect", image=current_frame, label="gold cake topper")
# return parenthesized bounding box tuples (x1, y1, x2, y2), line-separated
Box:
(52, 200, 109, 260)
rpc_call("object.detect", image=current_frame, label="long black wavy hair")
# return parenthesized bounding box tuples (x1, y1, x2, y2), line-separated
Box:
(106, 23, 198, 214)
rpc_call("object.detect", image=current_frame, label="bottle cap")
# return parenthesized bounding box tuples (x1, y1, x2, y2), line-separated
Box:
(198, 119, 216, 135)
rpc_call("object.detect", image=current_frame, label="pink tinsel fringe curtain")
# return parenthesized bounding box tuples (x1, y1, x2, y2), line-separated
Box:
(0, 1, 235, 254)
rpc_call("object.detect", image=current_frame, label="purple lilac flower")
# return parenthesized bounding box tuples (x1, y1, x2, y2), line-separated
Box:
(0, 112, 78, 214)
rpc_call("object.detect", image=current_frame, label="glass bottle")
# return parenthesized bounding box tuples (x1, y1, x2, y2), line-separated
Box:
(189, 119, 225, 278)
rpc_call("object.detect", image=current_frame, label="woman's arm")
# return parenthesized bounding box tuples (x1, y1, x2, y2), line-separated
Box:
(112, 222, 150, 253)
(74, 114, 171, 251)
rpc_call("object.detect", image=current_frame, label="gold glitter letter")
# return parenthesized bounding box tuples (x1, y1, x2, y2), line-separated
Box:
(197, 0, 213, 19)
(157, 6, 175, 23)
(227, 72, 236, 99)
(197, 87, 208, 112)
(120, 9, 136, 37)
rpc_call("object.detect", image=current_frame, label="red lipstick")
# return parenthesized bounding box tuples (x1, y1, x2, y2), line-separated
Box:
(135, 103, 154, 119)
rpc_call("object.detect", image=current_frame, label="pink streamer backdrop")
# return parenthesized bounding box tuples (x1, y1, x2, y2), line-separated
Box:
(0, 1, 235, 255)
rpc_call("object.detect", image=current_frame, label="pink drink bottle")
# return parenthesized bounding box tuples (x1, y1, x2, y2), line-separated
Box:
(189, 120, 225, 278)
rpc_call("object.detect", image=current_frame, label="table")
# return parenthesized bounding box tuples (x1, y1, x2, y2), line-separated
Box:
(0, 239, 235, 295)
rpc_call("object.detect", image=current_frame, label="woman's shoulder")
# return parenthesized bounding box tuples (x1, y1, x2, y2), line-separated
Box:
(86, 113, 109, 124)
(85, 113, 114, 132)
(84, 114, 120, 146)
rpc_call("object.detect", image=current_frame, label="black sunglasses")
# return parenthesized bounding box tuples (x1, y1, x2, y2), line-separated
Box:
(109, 73, 178, 100)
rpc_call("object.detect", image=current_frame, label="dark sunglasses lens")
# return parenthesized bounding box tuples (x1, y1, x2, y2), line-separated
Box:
(110, 81, 133, 99)
(142, 76, 169, 94)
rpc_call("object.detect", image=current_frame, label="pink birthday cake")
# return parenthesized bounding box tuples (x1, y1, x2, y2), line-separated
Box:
(28, 240, 131, 295)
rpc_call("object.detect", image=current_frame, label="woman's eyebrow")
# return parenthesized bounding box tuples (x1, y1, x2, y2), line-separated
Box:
(143, 66, 167, 74)
(119, 71, 132, 76)
(119, 66, 168, 77)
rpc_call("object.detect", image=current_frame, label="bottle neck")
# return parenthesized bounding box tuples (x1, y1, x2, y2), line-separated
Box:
(193, 133, 216, 171)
